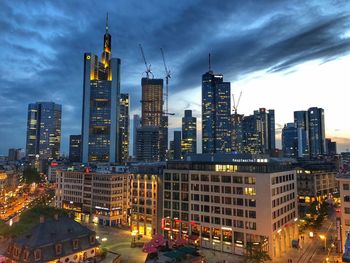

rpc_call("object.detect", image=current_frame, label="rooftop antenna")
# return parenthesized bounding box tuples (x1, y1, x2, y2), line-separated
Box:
(209, 53, 211, 71)
(106, 13, 109, 33)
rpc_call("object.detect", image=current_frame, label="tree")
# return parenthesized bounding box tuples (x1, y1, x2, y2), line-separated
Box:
(22, 167, 41, 184)
(245, 243, 271, 263)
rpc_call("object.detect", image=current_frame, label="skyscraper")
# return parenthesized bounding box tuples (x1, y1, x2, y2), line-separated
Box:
(181, 110, 197, 156)
(26, 102, 62, 161)
(81, 15, 121, 163)
(241, 108, 275, 154)
(133, 114, 141, 157)
(326, 138, 337, 155)
(119, 93, 129, 163)
(294, 111, 309, 158)
(231, 113, 243, 153)
(202, 60, 231, 154)
(172, 131, 182, 160)
(136, 78, 168, 161)
(69, 135, 81, 163)
(281, 123, 298, 158)
(308, 107, 326, 158)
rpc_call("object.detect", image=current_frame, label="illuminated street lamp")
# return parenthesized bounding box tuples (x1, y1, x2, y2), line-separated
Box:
(319, 234, 326, 250)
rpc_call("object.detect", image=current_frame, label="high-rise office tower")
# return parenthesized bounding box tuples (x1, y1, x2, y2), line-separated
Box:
(81, 15, 121, 163)
(172, 131, 182, 160)
(181, 110, 197, 156)
(294, 111, 309, 158)
(8, 148, 24, 162)
(137, 78, 167, 161)
(136, 127, 160, 162)
(231, 113, 243, 153)
(326, 138, 337, 155)
(308, 107, 326, 158)
(119, 93, 129, 163)
(241, 108, 275, 154)
(133, 114, 141, 157)
(69, 135, 81, 163)
(202, 60, 231, 154)
(281, 123, 298, 158)
(26, 102, 62, 161)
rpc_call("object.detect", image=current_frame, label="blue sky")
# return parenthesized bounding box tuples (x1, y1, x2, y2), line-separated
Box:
(1, 0, 350, 155)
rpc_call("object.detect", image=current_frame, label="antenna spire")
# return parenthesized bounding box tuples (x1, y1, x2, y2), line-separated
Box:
(106, 12, 109, 33)
(208, 53, 211, 71)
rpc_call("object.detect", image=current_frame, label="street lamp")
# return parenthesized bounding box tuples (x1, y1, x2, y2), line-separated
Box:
(319, 235, 326, 250)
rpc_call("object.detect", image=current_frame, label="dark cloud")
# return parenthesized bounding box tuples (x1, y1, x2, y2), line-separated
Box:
(0, 0, 350, 154)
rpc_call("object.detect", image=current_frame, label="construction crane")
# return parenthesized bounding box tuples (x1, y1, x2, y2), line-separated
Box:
(139, 44, 153, 79)
(160, 48, 175, 116)
(232, 91, 242, 115)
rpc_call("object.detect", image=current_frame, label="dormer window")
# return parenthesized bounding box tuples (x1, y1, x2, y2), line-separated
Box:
(73, 239, 79, 250)
(13, 246, 19, 257)
(55, 243, 62, 255)
(34, 249, 41, 262)
(89, 235, 95, 244)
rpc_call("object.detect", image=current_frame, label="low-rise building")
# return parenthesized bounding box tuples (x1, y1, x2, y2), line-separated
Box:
(55, 167, 131, 226)
(295, 160, 337, 210)
(4, 215, 100, 263)
(130, 162, 165, 237)
(162, 154, 298, 259)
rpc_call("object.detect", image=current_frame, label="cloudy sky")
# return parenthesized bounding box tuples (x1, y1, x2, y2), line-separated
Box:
(1, 0, 350, 155)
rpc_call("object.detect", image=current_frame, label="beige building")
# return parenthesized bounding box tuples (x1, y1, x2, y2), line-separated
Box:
(162, 154, 298, 259)
(336, 172, 350, 257)
(55, 167, 131, 226)
(130, 163, 164, 237)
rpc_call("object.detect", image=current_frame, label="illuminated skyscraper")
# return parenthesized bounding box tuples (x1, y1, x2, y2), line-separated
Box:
(119, 93, 129, 163)
(241, 108, 275, 154)
(69, 135, 81, 163)
(81, 14, 121, 163)
(294, 111, 309, 158)
(181, 110, 197, 156)
(26, 102, 62, 161)
(281, 123, 298, 158)
(137, 78, 167, 161)
(202, 61, 231, 154)
(308, 107, 326, 158)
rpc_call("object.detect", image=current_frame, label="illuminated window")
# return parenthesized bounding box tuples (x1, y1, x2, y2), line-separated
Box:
(244, 187, 256, 196)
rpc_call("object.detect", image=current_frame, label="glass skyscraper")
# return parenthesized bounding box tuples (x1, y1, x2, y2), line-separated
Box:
(69, 135, 81, 163)
(119, 93, 129, 163)
(81, 15, 121, 163)
(308, 107, 326, 158)
(294, 111, 309, 158)
(181, 110, 197, 156)
(241, 108, 275, 154)
(281, 123, 298, 158)
(202, 69, 231, 154)
(26, 102, 62, 161)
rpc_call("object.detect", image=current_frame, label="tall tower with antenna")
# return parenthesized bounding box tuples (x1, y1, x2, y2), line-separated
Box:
(201, 53, 231, 154)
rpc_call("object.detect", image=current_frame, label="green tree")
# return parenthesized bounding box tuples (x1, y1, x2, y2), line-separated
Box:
(22, 167, 41, 184)
(245, 243, 271, 263)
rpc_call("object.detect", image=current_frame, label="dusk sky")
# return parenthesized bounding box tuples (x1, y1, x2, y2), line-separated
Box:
(1, 0, 350, 155)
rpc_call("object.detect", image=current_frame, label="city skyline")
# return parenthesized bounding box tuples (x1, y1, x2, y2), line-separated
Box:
(1, 1, 350, 154)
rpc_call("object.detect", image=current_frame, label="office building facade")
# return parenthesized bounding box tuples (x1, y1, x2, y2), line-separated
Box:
(162, 154, 298, 258)
(308, 107, 326, 158)
(69, 135, 82, 163)
(26, 102, 62, 161)
(55, 168, 130, 226)
(81, 17, 121, 163)
(136, 127, 160, 162)
(241, 108, 275, 154)
(202, 69, 231, 154)
(182, 110, 197, 156)
(294, 111, 309, 158)
(281, 123, 298, 158)
(119, 93, 129, 163)
(133, 114, 141, 157)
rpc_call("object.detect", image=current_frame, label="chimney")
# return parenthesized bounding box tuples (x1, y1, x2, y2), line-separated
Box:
(54, 214, 59, 221)
(39, 215, 45, 223)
